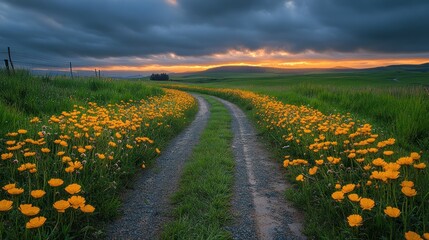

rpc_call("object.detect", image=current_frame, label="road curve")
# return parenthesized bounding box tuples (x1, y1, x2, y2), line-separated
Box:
(105, 94, 210, 240)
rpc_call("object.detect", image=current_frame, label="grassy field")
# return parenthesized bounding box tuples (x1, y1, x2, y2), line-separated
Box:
(162, 69, 429, 239)
(0, 70, 163, 137)
(0, 70, 197, 239)
(165, 70, 429, 153)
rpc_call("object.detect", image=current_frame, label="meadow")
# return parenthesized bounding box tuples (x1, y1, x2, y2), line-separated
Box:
(0, 70, 197, 239)
(169, 70, 429, 152)
(1, 68, 428, 239)
(163, 69, 429, 239)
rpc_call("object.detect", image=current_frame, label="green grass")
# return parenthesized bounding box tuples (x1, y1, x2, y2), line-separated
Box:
(0, 70, 197, 239)
(0, 70, 163, 136)
(162, 84, 429, 240)
(161, 96, 234, 240)
(161, 70, 429, 152)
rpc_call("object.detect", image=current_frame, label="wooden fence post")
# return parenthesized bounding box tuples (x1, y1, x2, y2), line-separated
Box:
(4, 59, 10, 75)
(69, 62, 73, 79)
(7, 47, 15, 74)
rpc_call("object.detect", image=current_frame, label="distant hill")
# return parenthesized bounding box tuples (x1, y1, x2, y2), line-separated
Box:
(175, 62, 429, 77)
(204, 65, 357, 74)
(369, 62, 429, 72)
(197, 65, 356, 75)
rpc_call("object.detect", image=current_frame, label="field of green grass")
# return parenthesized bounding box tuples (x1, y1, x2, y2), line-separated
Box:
(161, 69, 429, 239)
(166, 70, 429, 152)
(0, 70, 197, 239)
(2, 68, 428, 239)
(0, 70, 163, 137)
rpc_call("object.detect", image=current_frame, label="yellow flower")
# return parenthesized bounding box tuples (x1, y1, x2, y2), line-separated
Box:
(384, 170, 400, 180)
(347, 153, 356, 158)
(347, 214, 363, 227)
(1, 152, 13, 160)
(295, 174, 304, 182)
(410, 152, 421, 160)
(423, 233, 429, 240)
(26, 216, 46, 229)
(401, 187, 417, 197)
(359, 198, 375, 210)
(341, 184, 355, 193)
(141, 164, 146, 169)
(30, 190, 46, 199)
(366, 180, 372, 186)
(18, 129, 28, 134)
(57, 151, 65, 156)
(115, 132, 122, 139)
(331, 191, 344, 202)
(383, 150, 394, 156)
(155, 148, 161, 154)
(53, 200, 70, 213)
(363, 164, 372, 171)
(68, 196, 86, 209)
(308, 166, 318, 175)
(85, 145, 93, 150)
(401, 180, 414, 188)
(413, 163, 426, 169)
(384, 206, 401, 218)
(7, 188, 24, 195)
(405, 231, 423, 240)
(315, 159, 324, 165)
(77, 147, 86, 153)
(65, 183, 81, 194)
(383, 162, 401, 171)
(108, 141, 117, 147)
(372, 158, 386, 167)
(347, 193, 361, 202)
(5, 140, 16, 145)
(283, 160, 289, 168)
(397, 157, 414, 165)
(24, 152, 36, 157)
(80, 204, 95, 213)
(97, 154, 106, 160)
(19, 204, 40, 216)
(41, 148, 50, 153)
(2, 183, 16, 191)
(0, 199, 13, 211)
(59, 140, 68, 147)
(48, 178, 64, 187)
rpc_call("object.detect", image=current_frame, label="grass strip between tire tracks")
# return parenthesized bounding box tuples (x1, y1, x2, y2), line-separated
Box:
(161, 96, 235, 240)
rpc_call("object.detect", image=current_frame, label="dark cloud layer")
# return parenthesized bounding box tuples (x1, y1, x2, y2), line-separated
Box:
(0, 0, 428, 68)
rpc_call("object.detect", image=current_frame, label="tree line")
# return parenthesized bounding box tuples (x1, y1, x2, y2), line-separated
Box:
(149, 73, 169, 81)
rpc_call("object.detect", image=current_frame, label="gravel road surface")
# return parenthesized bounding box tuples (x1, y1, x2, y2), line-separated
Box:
(105, 95, 210, 240)
(216, 97, 306, 240)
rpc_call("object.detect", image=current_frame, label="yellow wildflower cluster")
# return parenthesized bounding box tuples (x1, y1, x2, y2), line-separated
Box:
(166, 85, 427, 239)
(0, 88, 195, 237)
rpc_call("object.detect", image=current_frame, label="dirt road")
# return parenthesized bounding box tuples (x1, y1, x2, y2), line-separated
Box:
(106, 94, 305, 240)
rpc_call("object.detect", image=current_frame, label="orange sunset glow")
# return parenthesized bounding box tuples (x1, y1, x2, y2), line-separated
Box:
(74, 58, 429, 73)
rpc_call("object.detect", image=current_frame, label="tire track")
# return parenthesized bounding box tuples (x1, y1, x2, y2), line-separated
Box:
(215, 97, 306, 240)
(105, 94, 210, 240)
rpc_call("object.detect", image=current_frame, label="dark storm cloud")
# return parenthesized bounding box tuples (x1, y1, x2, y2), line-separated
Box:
(0, 0, 428, 67)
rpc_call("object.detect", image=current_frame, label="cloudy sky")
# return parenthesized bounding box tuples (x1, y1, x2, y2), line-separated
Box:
(1, 0, 429, 74)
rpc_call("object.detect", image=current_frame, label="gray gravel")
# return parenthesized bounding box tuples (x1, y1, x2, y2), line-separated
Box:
(105, 94, 210, 240)
(215, 97, 306, 240)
